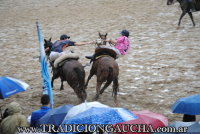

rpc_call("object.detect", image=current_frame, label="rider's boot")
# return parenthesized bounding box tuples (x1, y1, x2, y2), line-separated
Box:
(85, 55, 94, 59)
(85, 54, 95, 64)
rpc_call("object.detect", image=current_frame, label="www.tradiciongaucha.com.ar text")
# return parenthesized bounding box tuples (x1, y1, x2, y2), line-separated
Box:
(17, 124, 188, 133)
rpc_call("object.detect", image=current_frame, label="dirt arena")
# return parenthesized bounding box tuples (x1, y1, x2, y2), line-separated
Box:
(0, 0, 200, 123)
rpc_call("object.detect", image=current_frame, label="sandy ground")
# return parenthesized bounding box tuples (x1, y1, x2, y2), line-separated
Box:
(0, 0, 200, 123)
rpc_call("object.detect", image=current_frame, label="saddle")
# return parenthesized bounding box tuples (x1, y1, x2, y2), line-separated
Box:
(86, 46, 119, 63)
(94, 46, 117, 59)
(54, 53, 79, 68)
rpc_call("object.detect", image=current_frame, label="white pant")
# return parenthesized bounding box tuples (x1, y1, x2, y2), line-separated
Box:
(49, 51, 62, 62)
(49, 49, 73, 62)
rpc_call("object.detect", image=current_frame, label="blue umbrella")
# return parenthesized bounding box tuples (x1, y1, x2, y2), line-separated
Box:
(0, 76, 29, 99)
(172, 94, 200, 115)
(38, 104, 74, 126)
(59, 107, 138, 134)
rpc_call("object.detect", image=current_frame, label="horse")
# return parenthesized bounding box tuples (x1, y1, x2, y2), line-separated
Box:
(44, 38, 87, 102)
(96, 32, 107, 46)
(85, 34, 119, 104)
(167, 0, 200, 26)
(44, 38, 60, 88)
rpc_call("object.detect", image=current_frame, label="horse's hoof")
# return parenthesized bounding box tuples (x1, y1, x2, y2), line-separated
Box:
(60, 88, 64, 91)
(114, 100, 119, 106)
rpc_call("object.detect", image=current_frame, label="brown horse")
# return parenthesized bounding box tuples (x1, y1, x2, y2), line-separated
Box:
(167, 0, 200, 26)
(44, 38, 87, 102)
(85, 34, 119, 104)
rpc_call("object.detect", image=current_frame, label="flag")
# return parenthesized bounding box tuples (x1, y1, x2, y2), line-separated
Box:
(36, 22, 54, 108)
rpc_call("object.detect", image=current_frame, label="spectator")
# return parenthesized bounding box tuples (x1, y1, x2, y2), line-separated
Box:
(0, 102, 29, 134)
(30, 94, 51, 127)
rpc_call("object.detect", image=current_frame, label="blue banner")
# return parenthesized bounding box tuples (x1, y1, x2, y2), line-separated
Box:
(36, 22, 54, 108)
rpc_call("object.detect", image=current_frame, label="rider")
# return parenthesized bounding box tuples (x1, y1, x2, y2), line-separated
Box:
(106, 29, 130, 57)
(86, 29, 130, 60)
(48, 34, 93, 62)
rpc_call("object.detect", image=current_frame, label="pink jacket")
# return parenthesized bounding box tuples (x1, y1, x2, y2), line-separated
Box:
(114, 36, 130, 55)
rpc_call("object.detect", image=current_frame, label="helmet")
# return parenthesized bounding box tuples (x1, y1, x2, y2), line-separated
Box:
(60, 34, 70, 40)
(121, 30, 129, 37)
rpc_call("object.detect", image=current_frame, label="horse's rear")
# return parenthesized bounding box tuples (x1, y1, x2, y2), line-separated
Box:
(95, 56, 119, 83)
(62, 60, 87, 102)
(95, 56, 119, 104)
(85, 54, 119, 104)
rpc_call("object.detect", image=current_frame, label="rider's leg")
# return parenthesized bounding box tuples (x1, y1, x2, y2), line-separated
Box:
(49, 51, 61, 62)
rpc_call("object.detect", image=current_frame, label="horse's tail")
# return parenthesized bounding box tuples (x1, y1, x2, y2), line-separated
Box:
(74, 67, 87, 101)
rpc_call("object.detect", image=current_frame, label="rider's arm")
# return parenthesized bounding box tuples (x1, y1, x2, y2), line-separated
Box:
(106, 39, 117, 45)
(74, 42, 93, 46)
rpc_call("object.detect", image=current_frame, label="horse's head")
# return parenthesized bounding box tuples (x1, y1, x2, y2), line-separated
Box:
(44, 38, 53, 56)
(98, 32, 107, 45)
(167, 0, 176, 5)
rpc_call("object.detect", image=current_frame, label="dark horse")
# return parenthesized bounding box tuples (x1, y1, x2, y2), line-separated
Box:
(44, 38, 87, 102)
(167, 0, 200, 26)
(85, 34, 119, 104)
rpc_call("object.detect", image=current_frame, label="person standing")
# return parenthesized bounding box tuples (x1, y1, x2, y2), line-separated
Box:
(30, 94, 51, 127)
(0, 102, 29, 134)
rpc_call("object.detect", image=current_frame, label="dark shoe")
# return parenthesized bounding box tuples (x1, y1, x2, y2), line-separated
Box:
(85, 55, 93, 59)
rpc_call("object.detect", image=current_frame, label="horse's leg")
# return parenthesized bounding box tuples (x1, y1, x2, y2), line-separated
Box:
(99, 80, 112, 95)
(178, 12, 186, 26)
(188, 12, 195, 26)
(85, 72, 94, 89)
(60, 79, 64, 90)
(80, 89, 87, 102)
(112, 77, 119, 105)
(94, 81, 103, 100)
(73, 87, 85, 103)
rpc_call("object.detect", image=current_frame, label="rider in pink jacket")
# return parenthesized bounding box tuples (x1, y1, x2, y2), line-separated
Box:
(85, 30, 130, 61)
(107, 30, 130, 56)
